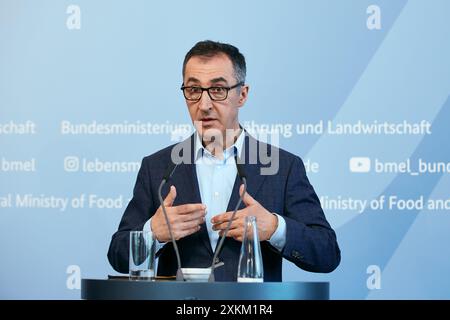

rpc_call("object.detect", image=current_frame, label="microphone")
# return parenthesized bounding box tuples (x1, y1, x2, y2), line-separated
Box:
(157, 161, 185, 281)
(208, 155, 247, 282)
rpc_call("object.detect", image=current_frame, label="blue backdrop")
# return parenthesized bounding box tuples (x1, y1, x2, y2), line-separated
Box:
(1, 0, 450, 299)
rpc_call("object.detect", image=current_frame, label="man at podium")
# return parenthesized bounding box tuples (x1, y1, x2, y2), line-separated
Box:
(108, 40, 341, 281)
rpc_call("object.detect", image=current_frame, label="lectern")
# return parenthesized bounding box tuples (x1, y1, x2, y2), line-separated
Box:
(81, 279, 329, 300)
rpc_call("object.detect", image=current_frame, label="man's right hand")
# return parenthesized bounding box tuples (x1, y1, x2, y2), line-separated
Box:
(151, 185, 206, 242)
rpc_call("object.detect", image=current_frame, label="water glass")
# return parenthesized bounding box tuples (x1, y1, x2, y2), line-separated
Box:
(237, 216, 264, 282)
(129, 230, 156, 280)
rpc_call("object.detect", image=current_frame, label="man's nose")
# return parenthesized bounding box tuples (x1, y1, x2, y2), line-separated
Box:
(198, 90, 213, 111)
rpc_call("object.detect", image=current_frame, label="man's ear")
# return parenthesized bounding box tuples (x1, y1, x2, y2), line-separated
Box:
(238, 85, 249, 108)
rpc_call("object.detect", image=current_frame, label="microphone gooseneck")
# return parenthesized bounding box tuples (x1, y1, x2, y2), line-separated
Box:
(157, 162, 184, 281)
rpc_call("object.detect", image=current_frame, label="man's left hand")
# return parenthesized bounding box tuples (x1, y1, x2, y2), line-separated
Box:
(211, 184, 278, 242)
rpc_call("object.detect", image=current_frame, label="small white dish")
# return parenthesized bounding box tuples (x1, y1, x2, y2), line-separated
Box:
(181, 268, 212, 282)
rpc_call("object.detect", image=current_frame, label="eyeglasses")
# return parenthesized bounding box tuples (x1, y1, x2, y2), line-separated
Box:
(181, 82, 244, 102)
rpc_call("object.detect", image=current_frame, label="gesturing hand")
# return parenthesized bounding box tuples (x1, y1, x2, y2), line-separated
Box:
(151, 186, 206, 242)
(211, 184, 278, 242)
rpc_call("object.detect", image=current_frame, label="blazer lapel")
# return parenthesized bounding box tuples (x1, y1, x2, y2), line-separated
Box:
(226, 163, 266, 212)
(226, 133, 267, 212)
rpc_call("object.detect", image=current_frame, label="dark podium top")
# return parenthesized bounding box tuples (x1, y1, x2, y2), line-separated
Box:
(81, 279, 329, 300)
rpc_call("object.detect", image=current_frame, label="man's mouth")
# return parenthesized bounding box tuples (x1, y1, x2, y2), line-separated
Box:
(200, 118, 216, 123)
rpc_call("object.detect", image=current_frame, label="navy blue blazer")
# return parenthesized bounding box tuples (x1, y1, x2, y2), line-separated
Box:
(108, 133, 340, 281)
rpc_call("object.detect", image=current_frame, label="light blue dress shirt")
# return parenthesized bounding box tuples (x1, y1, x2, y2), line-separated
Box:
(144, 131, 286, 253)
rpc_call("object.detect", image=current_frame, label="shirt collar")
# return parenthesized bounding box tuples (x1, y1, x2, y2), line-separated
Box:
(194, 128, 245, 161)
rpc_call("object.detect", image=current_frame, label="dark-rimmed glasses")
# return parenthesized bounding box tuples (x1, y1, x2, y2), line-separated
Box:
(181, 82, 243, 101)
